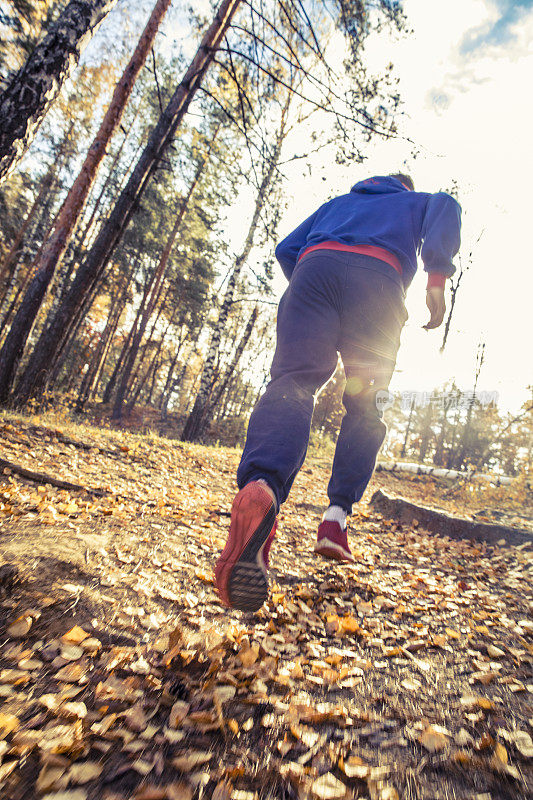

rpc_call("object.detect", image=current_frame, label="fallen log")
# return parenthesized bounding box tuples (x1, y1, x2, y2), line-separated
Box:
(369, 489, 531, 547)
(0, 457, 108, 496)
(375, 461, 511, 485)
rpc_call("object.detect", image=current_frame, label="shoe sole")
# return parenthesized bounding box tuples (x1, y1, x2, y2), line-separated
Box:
(215, 484, 276, 612)
(314, 537, 354, 563)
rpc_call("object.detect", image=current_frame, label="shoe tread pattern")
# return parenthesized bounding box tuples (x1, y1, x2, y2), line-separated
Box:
(228, 562, 267, 612)
(227, 501, 276, 612)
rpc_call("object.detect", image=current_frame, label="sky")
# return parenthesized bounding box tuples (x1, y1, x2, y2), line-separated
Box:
(265, 0, 533, 413)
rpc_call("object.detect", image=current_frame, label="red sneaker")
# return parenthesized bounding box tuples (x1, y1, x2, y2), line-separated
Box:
(314, 520, 355, 563)
(215, 482, 277, 612)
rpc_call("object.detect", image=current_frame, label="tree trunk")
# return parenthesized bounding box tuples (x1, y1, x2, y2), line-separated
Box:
(0, 0, 119, 183)
(206, 305, 258, 420)
(0, 0, 171, 403)
(182, 95, 290, 442)
(11, 0, 243, 407)
(123, 285, 169, 406)
(0, 171, 54, 300)
(128, 313, 174, 413)
(400, 397, 415, 458)
(111, 151, 208, 420)
(75, 277, 128, 411)
(456, 347, 485, 470)
(101, 272, 149, 404)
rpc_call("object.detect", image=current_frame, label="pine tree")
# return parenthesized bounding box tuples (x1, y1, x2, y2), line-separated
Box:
(8, 0, 243, 406)
(0, 0, 171, 402)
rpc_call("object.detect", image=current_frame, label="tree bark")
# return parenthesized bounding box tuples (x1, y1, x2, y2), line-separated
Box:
(10, 0, 243, 407)
(0, 0, 171, 403)
(0, 0, 119, 183)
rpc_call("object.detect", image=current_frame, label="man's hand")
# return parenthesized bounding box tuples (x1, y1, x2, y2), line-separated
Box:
(423, 286, 446, 330)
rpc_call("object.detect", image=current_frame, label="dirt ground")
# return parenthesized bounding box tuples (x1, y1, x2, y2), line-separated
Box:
(0, 412, 532, 800)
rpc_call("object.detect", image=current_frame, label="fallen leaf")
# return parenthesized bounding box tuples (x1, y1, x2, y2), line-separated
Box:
(238, 640, 259, 667)
(500, 729, 533, 758)
(340, 755, 369, 779)
(311, 772, 348, 799)
(13, 722, 83, 753)
(60, 645, 84, 662)
(61, 626, 89, 645)
(401, 677, 421, 692)
(171, 750, 211, 771)
(418, 725, 449, 752)
(54, 663, 87, 684)
(169, 700, 190, 728)
(445, 628, 461, 639)
(0, 713, 19, 738)
(36, 764, 66, 793)
(123, 702, 147, 732)
(7, 614, 32, 637)
(68, 762, 103, 784)
(490, 742, 508, 771)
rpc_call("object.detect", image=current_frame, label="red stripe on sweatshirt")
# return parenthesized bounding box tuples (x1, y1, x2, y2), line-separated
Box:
(299, 241, 402, 275)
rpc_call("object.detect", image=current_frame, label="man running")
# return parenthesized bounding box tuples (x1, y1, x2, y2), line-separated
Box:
(215, 174, 461, 612)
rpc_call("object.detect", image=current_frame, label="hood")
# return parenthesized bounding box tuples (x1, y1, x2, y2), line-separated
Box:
(351, 176, 409, 194)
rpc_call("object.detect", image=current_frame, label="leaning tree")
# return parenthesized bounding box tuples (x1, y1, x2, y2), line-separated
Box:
(0, 0, 120, 183)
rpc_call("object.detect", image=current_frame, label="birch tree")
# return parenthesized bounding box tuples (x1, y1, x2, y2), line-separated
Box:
(0, 0, 119, 182)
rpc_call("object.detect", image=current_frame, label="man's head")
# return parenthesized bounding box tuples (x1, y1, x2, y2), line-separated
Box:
(390, 173, 414, 191)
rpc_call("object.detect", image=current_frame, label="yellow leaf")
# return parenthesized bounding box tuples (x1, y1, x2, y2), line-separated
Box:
(195, 568, 213, 584)
(212, 780, 233, 800)
(474, 625, 491, 635)
(491, 742, 508, 768)
(291, 660, 304, 679)
(0, 713, 19, 738)
(453, 750, 474, 765)
(382, 646, 402, 657)
(340, 755, 369, 779)
(238, 641, 259, 667)
(445, 628, 461, 639)
(61, 626, 89, 645)
(340, 615, 361, 635)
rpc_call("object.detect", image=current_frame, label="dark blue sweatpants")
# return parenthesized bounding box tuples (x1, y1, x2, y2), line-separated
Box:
(237, 250, 408, 512)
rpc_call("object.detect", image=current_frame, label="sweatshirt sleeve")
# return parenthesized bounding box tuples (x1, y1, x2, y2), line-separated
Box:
(421, 192, 462, 284)
(275, 207, 321, 280)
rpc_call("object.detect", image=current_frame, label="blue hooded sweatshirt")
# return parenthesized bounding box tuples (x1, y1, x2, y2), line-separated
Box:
(274, 176, 462, 287)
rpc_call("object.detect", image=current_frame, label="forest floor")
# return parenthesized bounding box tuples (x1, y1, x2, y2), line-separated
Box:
(0, 411, 532, 800)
